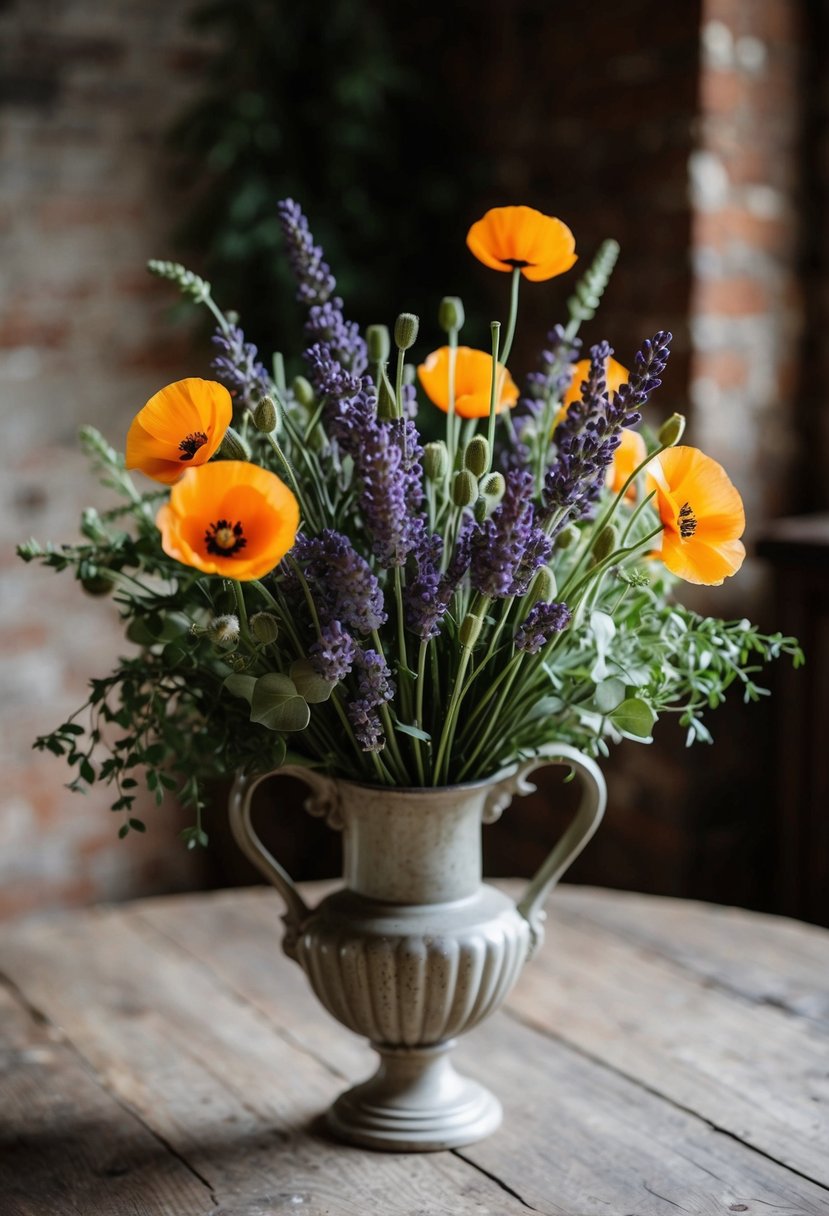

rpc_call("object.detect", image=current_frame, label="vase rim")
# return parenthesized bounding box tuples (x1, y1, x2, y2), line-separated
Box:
(333, 760, 521, 799)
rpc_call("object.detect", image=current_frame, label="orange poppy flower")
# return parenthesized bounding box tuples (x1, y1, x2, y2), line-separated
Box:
(466, 205, 577, 282)
(607, 428, 648, 500)
(417, 346, 519, 419)
(156, 461, 299, 581)
(126, 378, 232, 485)
(649, 446, 745, 586)
(561, 356, 629, 413)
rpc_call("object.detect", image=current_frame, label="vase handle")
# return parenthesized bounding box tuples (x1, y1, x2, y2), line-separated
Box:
(510, 745, 607, 958)
(228, 766, 341, 958)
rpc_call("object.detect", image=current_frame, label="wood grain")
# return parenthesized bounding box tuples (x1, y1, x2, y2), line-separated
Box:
(1, 885, 828, 1215)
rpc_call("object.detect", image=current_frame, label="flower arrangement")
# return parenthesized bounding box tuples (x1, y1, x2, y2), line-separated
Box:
(19, 202, 802, 846)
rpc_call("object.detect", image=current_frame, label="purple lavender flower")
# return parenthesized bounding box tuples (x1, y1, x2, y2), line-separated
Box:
(304, 301, 367, 378)
(211, 324, 271, 409)
(520, 324, 582, 419)
(309, 620, 357, 682)
(276, 198, 336, 306)
(514, 602, 572, 654)
(347, 649, 395, 752)
(292, 530, 386, 635)
(404, 532, 444, 640)
(543, 332, 671, 528)
(470, 470, 552, 598)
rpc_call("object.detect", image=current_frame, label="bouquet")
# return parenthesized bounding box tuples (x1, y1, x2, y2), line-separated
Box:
(19, 202, 802, 847)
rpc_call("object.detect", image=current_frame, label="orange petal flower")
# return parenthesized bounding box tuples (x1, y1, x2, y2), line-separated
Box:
(650, 446, 746, 586)
(607, 428, 648, 500)
(466, 205, 577, 282)
(562, 356, 630, 412)
(417, 346, 519, 419)
(126, 378, 232, 485)
(156, 461, 299, 581)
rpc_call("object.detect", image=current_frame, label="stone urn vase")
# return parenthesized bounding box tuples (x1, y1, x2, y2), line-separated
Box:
(228, 744, 605, 1151)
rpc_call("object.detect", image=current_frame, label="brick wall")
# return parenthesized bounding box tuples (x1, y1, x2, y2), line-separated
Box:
(0, 0, 212, 916)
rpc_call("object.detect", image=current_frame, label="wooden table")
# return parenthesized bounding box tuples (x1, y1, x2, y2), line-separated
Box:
(2, 883, 829, 1215)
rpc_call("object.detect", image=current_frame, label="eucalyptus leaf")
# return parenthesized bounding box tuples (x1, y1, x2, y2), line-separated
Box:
(594, 678, 626, 715)
(290, 658, 336, 704)
(589, 611, 616, 683)
(223, 674, 257, 704)
(250, 674, 310, 732)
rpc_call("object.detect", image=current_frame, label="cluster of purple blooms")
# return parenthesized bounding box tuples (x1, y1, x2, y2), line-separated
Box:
(270, 199, 669, 759)
(211, 324, 271, 410)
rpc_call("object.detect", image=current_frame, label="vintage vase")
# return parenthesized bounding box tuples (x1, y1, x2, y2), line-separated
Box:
(229, 744, 606, 1151)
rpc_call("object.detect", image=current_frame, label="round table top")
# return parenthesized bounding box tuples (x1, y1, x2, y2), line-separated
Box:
(2, 882, 828, 1215)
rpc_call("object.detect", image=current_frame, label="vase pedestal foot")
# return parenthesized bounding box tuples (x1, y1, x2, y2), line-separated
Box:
(325, 1040, 502, 1152)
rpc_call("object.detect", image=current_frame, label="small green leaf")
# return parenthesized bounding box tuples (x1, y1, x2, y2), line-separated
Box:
(128, 818, 146, 832)
(223, 674, 257, 704)
(610, 697, 656, 738)
(290, 658, 336, 704)
(250, 674, 310, 732)
(126, 618, 157, 646)
(395, 721, 431, 742)
(118, 823, 129, 839)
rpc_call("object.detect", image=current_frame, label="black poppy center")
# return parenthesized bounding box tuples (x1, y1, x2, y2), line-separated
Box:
(678, 502, 697, 539)
(205, 519, 247, 557)
(501, 257, 531, 269)
(179, 431, 208, 461)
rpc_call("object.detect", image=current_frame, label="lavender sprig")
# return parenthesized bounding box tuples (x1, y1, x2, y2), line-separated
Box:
(309, 620, 357, 682)
(291, 531, 386, 635)
(470, 470, 552, 598)
(276, 198, 336, 306)
(347, 649, 395, 752)
(514, 602, 572, 654)
(211, 324, 271, 409)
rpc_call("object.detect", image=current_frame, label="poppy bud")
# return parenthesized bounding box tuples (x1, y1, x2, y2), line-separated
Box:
(292, 376, 315, 408)
(366, 324, 390, 365)
(250, 612, 279, 645)
(423, 441, 449, 482)
(219, 427, 250, 461)
(463, 436, 490, 476)
(592, 524, 618, 563)
(394, 312, 420, 351)
(473, 495, 488, 523)
(452, 469, 478, 508)
(658, 412, 686, 447)
(377, 366, 398, 420)
(209, 614, 240, 645)
(479, 471, 505, 501)
(527, 566, 557, 606)
(438, 296, 465, 334)
(253, 395, 277, 433)
(459, 613, 483, 649)
(555, 524, 580, 550)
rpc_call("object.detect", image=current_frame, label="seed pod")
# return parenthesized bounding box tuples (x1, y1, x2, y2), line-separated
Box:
(479, 471, 505, 501)
(292, 375, 315, 408)
(452, 469, 478, 507)
(592, 524, 618, 563)
(527, 566, 557, 606)
(555, 523, 580, 550)
(423, 441, 449, 482)
(253, 395, 277, 433)
(438, 296, 465, 334)
(366, 324, 390, 365)
(394, 312, 419, 351)
(459, 613, 483, 649)
(658, 412, 686, 447)
(250, 612, 279, 644)
(463, 435, 490, 476)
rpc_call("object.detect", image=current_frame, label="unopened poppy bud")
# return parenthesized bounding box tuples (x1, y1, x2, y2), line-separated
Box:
(209, 614, 240, 645)
(459, 613, 483, 649)
(423, 441, 449, 482)
(292, 375, 315, 408)
(377, 366, 397, 420)
(473, 495, 488, 523)
(253, 395, 277, 433)
(366, 324, 390, 365)
(250, 612, 279, 645)
(394, 312, 419, 351)
(219, 427, 250, 461)
(452, 469, 478, 507)
(438, 296, 465, 334)
(479, 471, 505, 501)
(81, 574, 113, 597)
(658, 412, 686, 447)
(592, 524, 618, 563)
(527, 566, 557, 606)
(463, 436, 490, 476)
(555, 524, 580, 550)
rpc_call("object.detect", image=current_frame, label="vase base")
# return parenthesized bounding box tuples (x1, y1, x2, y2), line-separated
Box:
(325, 1041, 502, 1152)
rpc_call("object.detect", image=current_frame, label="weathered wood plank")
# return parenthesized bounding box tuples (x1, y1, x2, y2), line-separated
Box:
(508, 907, 829, 1188)
(0, 982, 209, 1216)
(555, 885, 829, 1026)
(0, 906, 527, 1216)
(139, 888, 829, 1215)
